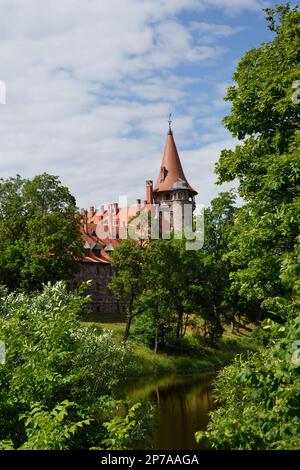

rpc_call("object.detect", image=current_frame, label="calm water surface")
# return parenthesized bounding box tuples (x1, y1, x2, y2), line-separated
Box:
(124, 374, 214, 450)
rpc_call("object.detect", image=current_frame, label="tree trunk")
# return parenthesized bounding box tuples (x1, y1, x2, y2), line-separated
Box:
(123, 315, 132, 344)
(176, 309, 183, 339)
(154, 326, 159, 354)
(123, 298, 134, 344)
(182, 313, 189, 337)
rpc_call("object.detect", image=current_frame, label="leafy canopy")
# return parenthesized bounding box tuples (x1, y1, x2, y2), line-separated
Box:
(215, 3, 300, 315)
(0, 173, 84, 292)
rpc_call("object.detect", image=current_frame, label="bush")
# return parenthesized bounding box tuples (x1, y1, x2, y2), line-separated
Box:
(0, 282, 145, 449)
(196, 308, 300, 449)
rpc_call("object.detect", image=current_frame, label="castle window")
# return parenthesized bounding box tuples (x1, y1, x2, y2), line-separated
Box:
(92, 242, 101, 257)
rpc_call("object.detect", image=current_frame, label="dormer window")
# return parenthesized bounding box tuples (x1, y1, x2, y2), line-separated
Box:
(104, 243, 114, 253)
(92, 242, 101, 257)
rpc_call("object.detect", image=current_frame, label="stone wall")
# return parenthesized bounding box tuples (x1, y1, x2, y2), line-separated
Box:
(69, 262, 125, 315)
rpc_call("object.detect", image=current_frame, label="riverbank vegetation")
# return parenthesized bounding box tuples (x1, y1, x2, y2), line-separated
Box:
(82, 318, 256, 377)
(0, 281, 255, 450)
(0, 283, 150, 450)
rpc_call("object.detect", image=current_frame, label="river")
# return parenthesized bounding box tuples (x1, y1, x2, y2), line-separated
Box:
(123, 373, 214, 450)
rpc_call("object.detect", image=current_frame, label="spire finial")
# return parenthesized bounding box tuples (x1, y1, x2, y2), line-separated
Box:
(168, 113, 172, 134)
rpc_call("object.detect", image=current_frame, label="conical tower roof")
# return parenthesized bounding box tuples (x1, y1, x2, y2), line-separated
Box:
(153, 129, 197, 195)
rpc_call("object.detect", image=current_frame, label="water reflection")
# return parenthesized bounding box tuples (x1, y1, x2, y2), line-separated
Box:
(124, 374, 214, 450)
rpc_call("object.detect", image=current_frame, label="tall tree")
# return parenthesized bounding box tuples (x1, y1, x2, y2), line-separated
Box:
(109, 239, 144, 344)
(138, 240, 183, 352)
(215, 3, 300, 318)
(0, 173, 83, 291)
(193, 191, 237, 343)
(196, 3, 300, 451)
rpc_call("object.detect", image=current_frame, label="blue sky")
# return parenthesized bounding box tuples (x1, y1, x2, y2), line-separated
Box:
(0, 0, 282, 208)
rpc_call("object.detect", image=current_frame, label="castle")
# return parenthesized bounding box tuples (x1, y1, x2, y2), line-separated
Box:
(69, 122, 197, 315)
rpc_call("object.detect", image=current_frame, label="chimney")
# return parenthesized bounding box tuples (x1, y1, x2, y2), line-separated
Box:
(84, 209, 88, 233)
(146, 180, 153, 204)
(136, 199, 141, 211)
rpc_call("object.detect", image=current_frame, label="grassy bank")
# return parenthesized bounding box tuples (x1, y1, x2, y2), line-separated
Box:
(82, 319, 257, 377)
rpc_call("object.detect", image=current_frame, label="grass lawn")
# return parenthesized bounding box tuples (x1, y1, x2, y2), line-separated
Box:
(81, 316, 257, 377)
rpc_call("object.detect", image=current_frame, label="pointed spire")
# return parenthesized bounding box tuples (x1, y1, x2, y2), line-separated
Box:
(153, 125, 197, 195)
(168, 113, 172, 135)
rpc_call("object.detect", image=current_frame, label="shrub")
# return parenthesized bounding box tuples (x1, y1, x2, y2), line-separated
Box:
(0, 282, 145, 449)
(196, 309, 300, 449)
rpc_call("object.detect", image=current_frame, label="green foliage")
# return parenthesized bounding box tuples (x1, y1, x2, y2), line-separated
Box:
(196, 4, 300, 449)
(109, 239, 144, 306)
(1, 401, 91, 450)
(112, 192, 238, 349)
(0, 173, 84, 292)
(100, 403, 143, 450)
(196, 309, 300, 449)
(0, 282, 144, 449)
(196, 191, 237, 342)
(215, 4, 300, 316)
(109, 239, 144, 343)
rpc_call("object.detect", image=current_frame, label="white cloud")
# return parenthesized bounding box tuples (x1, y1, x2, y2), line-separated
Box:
(0, 0, 261, 209)
(184, 138, 238, 205)
(190, 21, 245, 43)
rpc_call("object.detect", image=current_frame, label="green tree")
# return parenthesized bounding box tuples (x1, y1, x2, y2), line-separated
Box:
(109, 239, 144, 344)
(136, 240, 180, 352)
(191, 192, 237, 344)
(196, 3, 300, 450)
(0, 173, 84, 291)
(215, 3, 300, 318)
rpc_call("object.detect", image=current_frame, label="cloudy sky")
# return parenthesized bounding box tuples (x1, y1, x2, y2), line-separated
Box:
(0, 0, 278, 209)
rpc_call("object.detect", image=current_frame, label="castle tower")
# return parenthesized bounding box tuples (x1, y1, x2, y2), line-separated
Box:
(150, 119, 197, 232)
